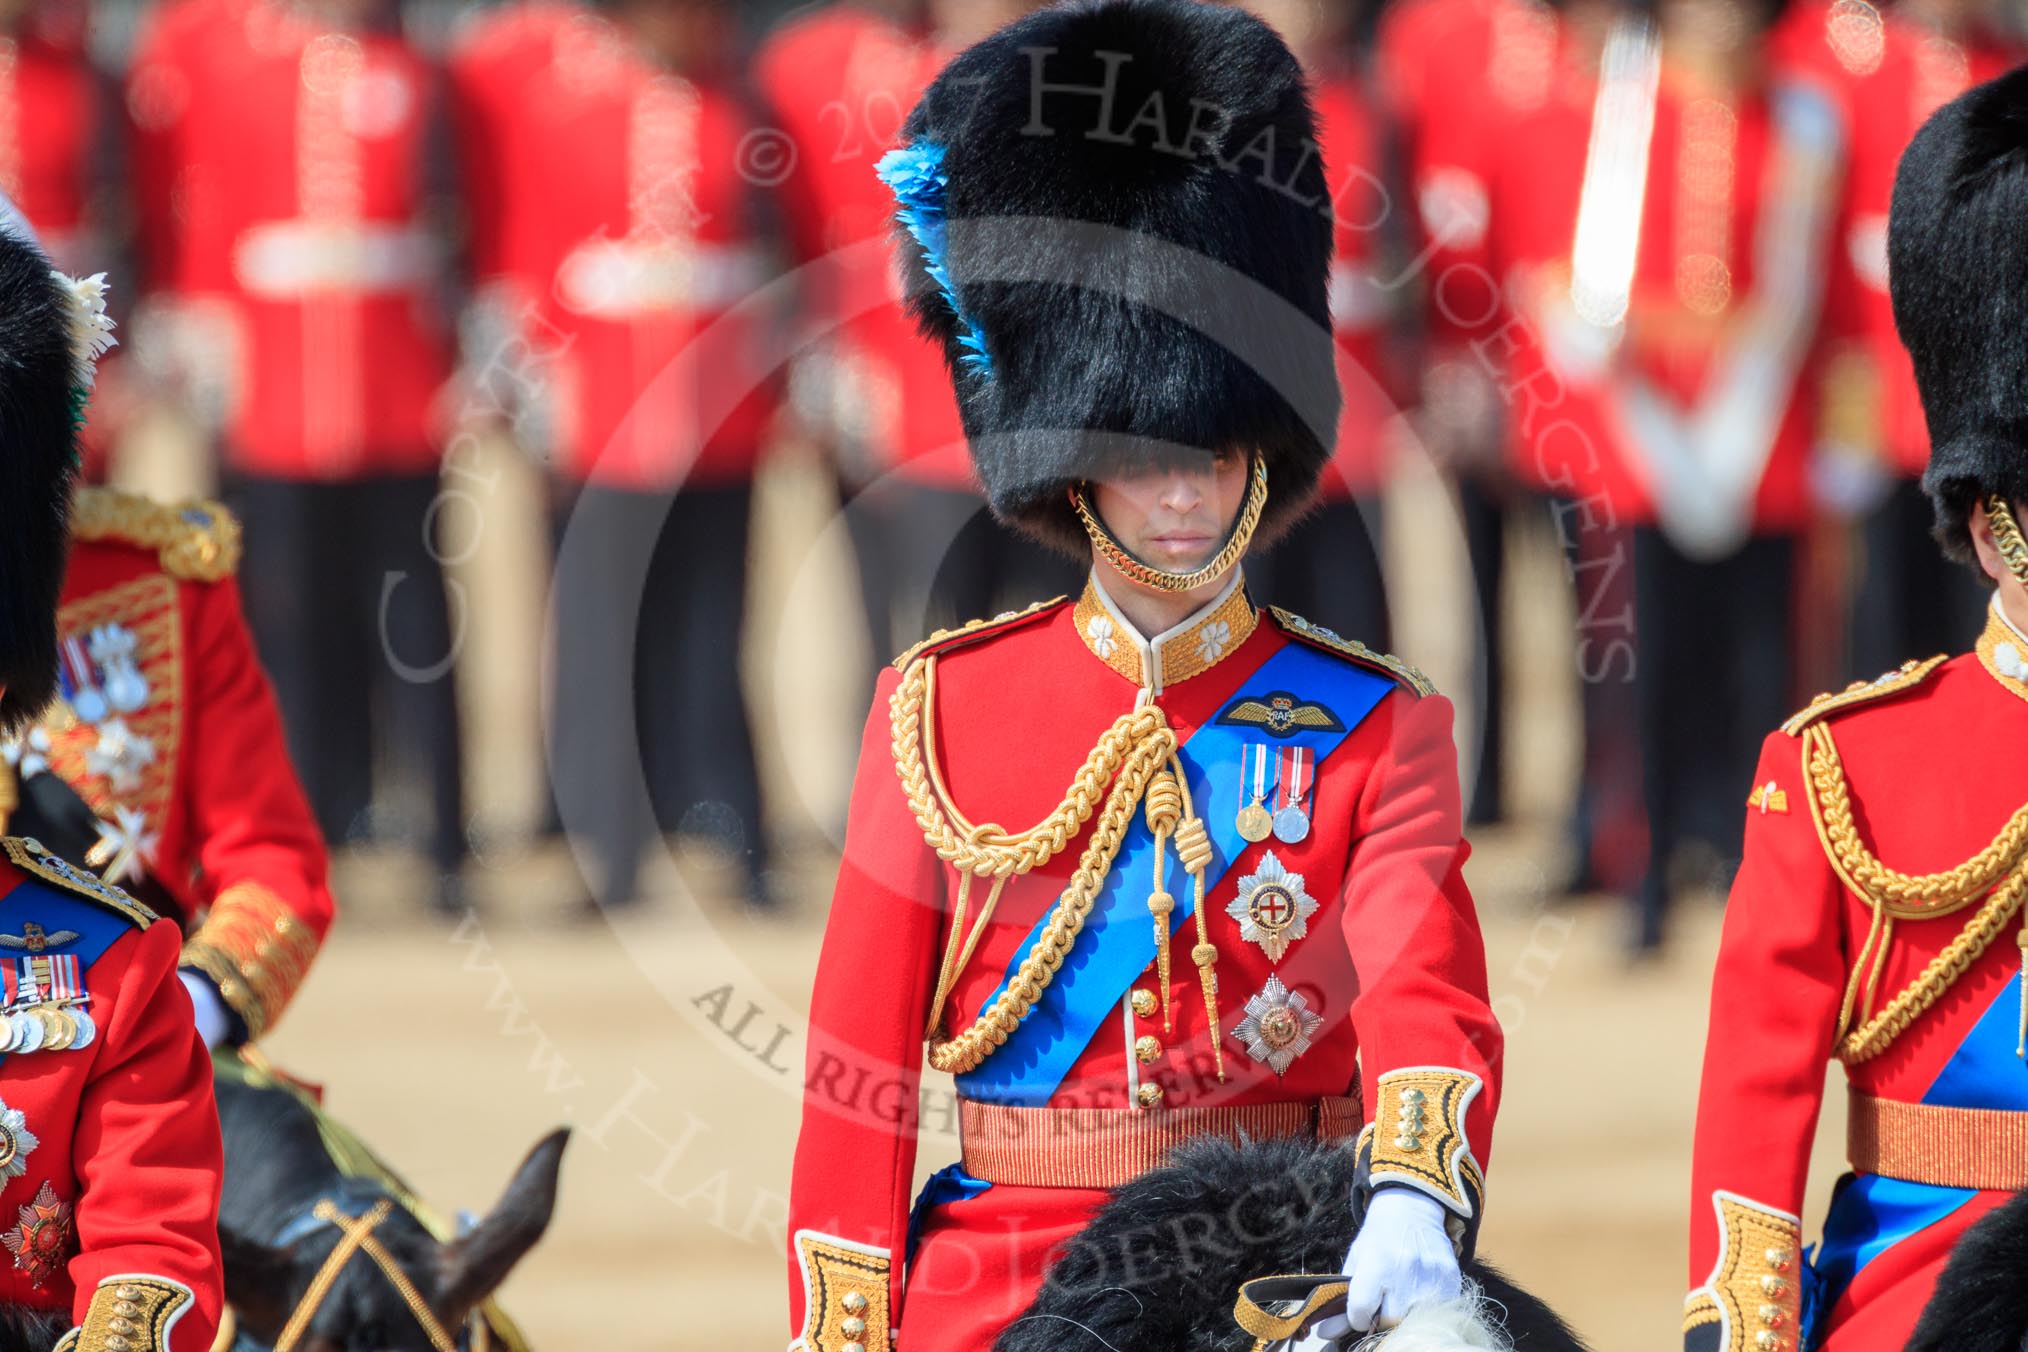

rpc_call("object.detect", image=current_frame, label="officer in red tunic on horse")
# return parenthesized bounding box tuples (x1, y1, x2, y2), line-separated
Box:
(1685, 65, 2028, 1352)
(786, 4, 1502, 1348)
(0, 220, 224, 1349)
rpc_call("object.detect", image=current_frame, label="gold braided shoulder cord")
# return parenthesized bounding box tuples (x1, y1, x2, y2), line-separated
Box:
(1803, 723, 2028, 1061)
(892, 654, 1224, 1080)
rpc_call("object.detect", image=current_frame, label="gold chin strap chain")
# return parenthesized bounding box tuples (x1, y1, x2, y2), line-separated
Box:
(1805, 721, 2028, 1062)
(895, 654, 1225, 1082)
(1070, 455, 1269, 594)
(271, 1199, 474, 1352)
(1988, 494, 2028, 591)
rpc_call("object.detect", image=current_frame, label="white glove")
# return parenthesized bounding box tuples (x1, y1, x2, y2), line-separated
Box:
(178, 969, 233, 1050)
(1312, 1189, 1461, 1338)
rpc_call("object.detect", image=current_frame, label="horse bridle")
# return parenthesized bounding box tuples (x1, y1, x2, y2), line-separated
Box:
(269, 1198, 487, 1352)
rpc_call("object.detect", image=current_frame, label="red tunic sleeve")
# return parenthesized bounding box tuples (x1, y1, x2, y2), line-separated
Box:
(67, 918, 224, 1352)
(1339, 691, 1503, 1243)
(786, 667, 942, 1351)
(1684, 730, 1841, 1345)
(174, 574, 333, 1042)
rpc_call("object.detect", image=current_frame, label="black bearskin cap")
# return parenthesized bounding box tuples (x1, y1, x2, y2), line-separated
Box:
(1890, 64, 2028, 564)
(0, 230, 79, 730)
(890, 0, 1338, 554)
(996, 1135, 1588, 1351)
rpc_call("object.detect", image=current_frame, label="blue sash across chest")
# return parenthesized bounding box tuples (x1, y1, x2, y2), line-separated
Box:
(955, 642, 1395, 1105)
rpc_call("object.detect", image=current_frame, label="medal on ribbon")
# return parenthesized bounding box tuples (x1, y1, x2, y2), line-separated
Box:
(57, 636, 106, 725)
(1235, 743, 1275, 843)
(1224, 851, 1318, 963)
(1271, 745, 1312, 843)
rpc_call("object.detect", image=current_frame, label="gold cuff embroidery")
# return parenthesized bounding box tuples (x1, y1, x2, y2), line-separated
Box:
(1687, 1193, 1802, 1352)
(791, 1232, 890, 1352)
(74, 1274, 194, 1352)
(182, 881, 319, 1040)
(1366, 1068, 1483, 1219)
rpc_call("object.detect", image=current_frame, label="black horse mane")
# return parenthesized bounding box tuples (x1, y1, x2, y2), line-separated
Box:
(0, 1304, 67, 1352)
(996, 1134, 1590, 1352)
(1906, 1188, 2028, 1352)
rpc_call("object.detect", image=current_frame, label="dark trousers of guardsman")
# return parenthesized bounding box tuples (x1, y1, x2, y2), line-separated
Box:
(547, 482, 768, 910)
(1686, 599, 2028, 1351)
(229, 474, 466, 881)
(1634, 528, 1798, 948)
(789, 579, 1503, 1351)
(1850, 480, 1991, 682)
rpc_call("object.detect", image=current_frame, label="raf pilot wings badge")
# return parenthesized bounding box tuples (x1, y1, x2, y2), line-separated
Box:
(1215, 691, 1346, 738)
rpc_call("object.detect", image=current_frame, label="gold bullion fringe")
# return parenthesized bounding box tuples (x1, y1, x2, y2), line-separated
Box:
(1804, 722, 2028, 1061)
(894, 654, 1223, 1080)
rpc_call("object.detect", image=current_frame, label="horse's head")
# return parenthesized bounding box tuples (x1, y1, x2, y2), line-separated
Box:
(221, 1127, 568, 1352)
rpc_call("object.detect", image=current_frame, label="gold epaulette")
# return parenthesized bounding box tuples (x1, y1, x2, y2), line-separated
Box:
(1267, 607, 1435, 697)
(1, 836, 156, 928)
(890, 595, 1069, 671)
(69, 485, 242, 583)
(1780, 655, 1948, 736)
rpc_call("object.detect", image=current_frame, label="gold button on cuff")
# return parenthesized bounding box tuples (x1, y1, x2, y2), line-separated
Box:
(1755, 1333, 1780, 1352)
(1134, 1035, 1161, 1064)
(1136, 1083, 1164, 1108)
(841, 1293, 868, 1315)
(1393, 1134, 1423, 1151)
(1765, 1247, 1794, 1272)
(841, 1317, 867, 1339)
(1131, 990, 1158, 1019)
(844, 1343, 867, 1352)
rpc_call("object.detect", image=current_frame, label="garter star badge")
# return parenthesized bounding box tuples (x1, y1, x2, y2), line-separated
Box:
(3, 1182, 71, 1287)
(1232, 974, 1323, 1076)
(0, 1098, 38, 1180)
(1225, 852, 1318, 963)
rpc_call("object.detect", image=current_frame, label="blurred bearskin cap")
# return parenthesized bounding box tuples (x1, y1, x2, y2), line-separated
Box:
(0, 222, 104, 730)
(1891, 64, 2028, 563)
(879, 0, 1338, 554)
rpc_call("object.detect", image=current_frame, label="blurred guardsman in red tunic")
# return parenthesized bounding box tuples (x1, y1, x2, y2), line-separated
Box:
(1237, 0, 1414, 653)
(787, 5, 1502, 1347)
(1774, 0, 2018, 679)
(0, 0, 103, 279)
(1483, 0, 1843, 949)
(756, 0, 1079, 684)
(1684, 67, 2028, 1352)
(126, 0, 467, 912)
(453, 0, 779, 912)
(1376, 0, 1561, 829)
(0, 216, 225, 1351)
(0, 486, 333, 1053)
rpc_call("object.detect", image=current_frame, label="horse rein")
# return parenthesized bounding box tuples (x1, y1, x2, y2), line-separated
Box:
(269, 1198, 475, 1352)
